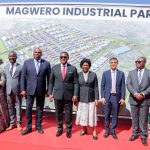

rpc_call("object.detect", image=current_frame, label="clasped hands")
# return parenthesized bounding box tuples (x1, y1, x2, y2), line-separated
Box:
(134, 92, 144, 100)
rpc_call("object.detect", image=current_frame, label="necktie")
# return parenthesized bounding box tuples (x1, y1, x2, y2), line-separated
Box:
(35, 60, 40, 74)
(138, 69, 142, 84)
(10, 63, 14, 76)
(62, 65, 66, 80)
(111, 71, 116, 93)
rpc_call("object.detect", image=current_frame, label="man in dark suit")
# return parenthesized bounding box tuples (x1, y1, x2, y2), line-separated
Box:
(101, 57, 125, 139)
(20, 48, 51, 135)
(127, 57, 150, 146)
(3, 51, 22, 131)
(49, 51, 78, 138)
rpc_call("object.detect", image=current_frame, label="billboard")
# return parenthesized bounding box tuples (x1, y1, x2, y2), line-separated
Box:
(0, 2, 150, 117)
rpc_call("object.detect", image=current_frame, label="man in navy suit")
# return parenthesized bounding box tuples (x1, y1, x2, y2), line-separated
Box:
(20, 48, 51, 135)
(101, 57, 125, 139)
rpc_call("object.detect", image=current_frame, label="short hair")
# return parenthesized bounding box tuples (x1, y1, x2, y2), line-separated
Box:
(9, 51, 17, 57)
(80, 58, 91, 68)
(109, 57, 118, 63)
(138, 56, 146, 63)
(33, 48, 42, 54)
(60, 51, 69, 58)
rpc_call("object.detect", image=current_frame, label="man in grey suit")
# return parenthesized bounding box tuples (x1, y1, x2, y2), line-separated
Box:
(127, 56, 150, 146)
(49, 51, 78, 138)
(20, 48, 51, 135)
(3, 51, 22, 131)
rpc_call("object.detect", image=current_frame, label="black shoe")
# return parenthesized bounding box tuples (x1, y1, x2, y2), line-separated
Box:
(37, 128, 44, 134)
(56, 130, 63, 137)
(112, 133, 118, 140)
(66, 132, 72, 138)
(129, 135, 138, 141)
(21, 128, 32, 135)
(141, 138, 148, 146)
(92, 134, 98, 140)
(80, 129, 87, 136)
(103, 131, 110, 138)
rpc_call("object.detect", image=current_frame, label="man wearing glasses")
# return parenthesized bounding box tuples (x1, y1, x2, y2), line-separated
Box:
(49, 51, 78, 138)
(127, 57, 150, 146)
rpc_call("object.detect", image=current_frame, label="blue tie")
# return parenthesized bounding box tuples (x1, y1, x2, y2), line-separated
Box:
(35, 60, 40, 74)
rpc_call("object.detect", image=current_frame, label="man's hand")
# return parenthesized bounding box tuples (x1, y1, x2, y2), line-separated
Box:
(45, 90, 49, 97)
(119, 99, 125, 106)
(101, 98, 106, 105)
(134, 93, 144, 100)
(95, 99, 99, 107)
(20, 91, 27, 97)
(49, 95, 54, 102)
(72, 96, 78, 105)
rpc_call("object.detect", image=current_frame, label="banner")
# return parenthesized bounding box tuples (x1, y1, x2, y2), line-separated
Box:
(0, 3, 150, 117)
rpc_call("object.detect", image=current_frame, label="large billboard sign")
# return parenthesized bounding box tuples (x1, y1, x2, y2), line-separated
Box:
(0, 2, 150, 117)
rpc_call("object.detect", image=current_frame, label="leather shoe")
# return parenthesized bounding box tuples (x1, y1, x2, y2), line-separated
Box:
(92, 134, 98, 140)
(112, 133, 118, 140)
(80, 129, 87, 136)
(6, 124, 16, 131)
(17, 124, 23, 131)
(56, 130, 63, 137)
(129, 135, 138, 141)
(37, 128, 44, 134)
(21, 128, 32, 135)
(66, 132, 72, 138)
(103, 132, 110, 138)
(141, 138, 148, 146)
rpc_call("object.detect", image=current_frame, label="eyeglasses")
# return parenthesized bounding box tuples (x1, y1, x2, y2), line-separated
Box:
(135, 61, 143, 64)
(60, 56, 67, 59)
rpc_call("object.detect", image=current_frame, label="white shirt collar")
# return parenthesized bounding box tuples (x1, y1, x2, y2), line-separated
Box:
(111, 69, 117, 73)
(61, 63, 67, 67)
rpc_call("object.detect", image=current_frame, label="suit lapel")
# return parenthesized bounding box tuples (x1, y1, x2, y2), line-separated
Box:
(134, 69, 140, 85)
(31, 59, 37, 75)
(108, 70, 112, 87)
(7, 64, 11, 76)
(80, 72, 85, 83)
(116, 69, 120, 84)
(58, 64, 63, 80)
(37, 59, 44, 75)
(86, 71, 91, 83)
(64, 64, 70, 80)
(140, 68, 147, 85)
(12, 63, 19, 77)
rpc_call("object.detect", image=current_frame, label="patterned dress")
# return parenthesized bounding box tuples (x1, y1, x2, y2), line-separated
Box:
(0, 67, 9, 133)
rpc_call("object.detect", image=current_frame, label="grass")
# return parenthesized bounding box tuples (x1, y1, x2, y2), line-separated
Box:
(0, 40, 7, 53)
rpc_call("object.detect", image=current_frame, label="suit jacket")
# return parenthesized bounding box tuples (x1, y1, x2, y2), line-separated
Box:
(127, 68, 150, 106)
(49, 63, 78, 100)
(78, 71, 99, 103)
(20, 58, 51, 96)
(3, 63, 22, 95)
(101, 69, 126, 101)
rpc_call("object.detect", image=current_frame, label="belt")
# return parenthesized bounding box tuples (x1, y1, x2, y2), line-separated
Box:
(110, 93, 117, 96)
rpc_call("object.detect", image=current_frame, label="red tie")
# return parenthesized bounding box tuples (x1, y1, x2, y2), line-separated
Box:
(62, 65, 66, 80)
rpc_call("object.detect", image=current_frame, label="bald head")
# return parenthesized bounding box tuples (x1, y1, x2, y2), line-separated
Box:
(33, 48, 42, 60)
(8, 51, 17, 63)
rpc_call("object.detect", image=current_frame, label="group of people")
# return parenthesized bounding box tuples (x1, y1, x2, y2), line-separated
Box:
(0, 48, 150, 146)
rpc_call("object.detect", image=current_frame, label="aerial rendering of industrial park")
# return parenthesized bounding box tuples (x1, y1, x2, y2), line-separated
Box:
(0, 18, 150, 116)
